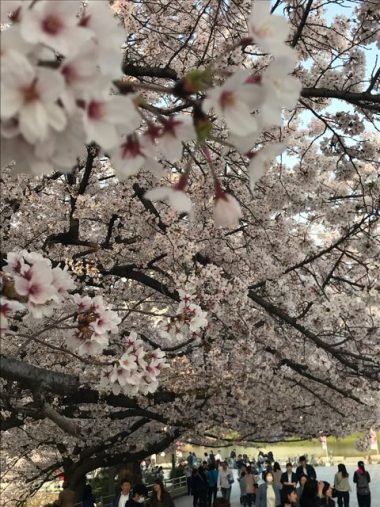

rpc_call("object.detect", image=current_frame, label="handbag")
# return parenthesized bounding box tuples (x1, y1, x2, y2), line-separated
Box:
(227, 474, 235, 485)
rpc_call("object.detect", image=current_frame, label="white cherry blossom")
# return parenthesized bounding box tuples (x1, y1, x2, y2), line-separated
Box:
(248, 0, 290, 56)
(202, 71, 262, 136)
(213, 182, 243, 227)
(82, 85, 139, 150)
(156, 116, 196, 161)
(20, 0, 91, 57)
(248, 143, 285, 188)
(1, 64, 66, 144)
(79, 0, 126, 78)
(111, 134, 147, 178)
(145, 175, 193, 213)
(260, 59, 302, 126)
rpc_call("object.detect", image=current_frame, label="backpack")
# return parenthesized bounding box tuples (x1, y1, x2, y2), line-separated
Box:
(356, 472, 370, 495)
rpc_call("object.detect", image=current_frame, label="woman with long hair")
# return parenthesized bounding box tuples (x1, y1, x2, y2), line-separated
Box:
(334, 464, 350, 507)
(299, 479, 325, 507)
(150, 479, 175, 507)
(353, 461, 371, 507)
(281, 486, 297, 507)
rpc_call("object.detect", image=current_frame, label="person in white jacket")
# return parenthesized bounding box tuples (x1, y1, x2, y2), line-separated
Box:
(218, 461, 234, 500)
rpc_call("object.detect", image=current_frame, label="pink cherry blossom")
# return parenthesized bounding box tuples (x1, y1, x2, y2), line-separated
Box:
(0, 298, 25, 331)
(14, 262, 56, 305)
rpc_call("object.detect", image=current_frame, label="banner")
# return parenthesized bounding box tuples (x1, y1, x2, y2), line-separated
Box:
(369, 428, 378, 451)
(319, 435, 327, 450)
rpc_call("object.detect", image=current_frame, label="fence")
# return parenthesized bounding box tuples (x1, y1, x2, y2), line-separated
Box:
(27, 475, 188, 507)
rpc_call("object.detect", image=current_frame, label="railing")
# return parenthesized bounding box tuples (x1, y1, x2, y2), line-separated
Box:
(30, 475, 188, 507)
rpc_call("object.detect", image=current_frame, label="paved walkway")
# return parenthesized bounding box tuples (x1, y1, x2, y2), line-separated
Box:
(175, 465, 379, 507)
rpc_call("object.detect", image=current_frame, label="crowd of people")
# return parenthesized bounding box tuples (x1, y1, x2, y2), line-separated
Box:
(183, 453, 372, 507)
(52, 454, 372, 507)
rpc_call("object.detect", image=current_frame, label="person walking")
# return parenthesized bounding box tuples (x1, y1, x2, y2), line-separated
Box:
(296, 476, 308, 507)
(113, 479, 133, 507)
(184, 463, 193, 495)
(192, 466, 208, 507)
(299, 480, 325, 507)
(125, 485, 148, 507)
(281, 485, 298, 507)
(334, 464, 350, 507)
(238, 470, 248, 507)
(207, 463, 218, 507)
(217, 461, 233, 501)
(295, 457, 316, 483)
(273, 463, 282, 490)
(256, 471, 281, 507)
(353, 461, 371, 507)
(82, 484, 96, 507)
(321, 482, 335, 507)
(149, 479, 175, 507)
(245, 466, 257, 507)
(281, 463, 297, 488)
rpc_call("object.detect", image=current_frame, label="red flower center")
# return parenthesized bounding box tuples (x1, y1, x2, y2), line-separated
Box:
(220, 90, 235, 109)
(62, 64, 77, 85)
(22, 80, 39, 103)
(121, 136, 144, 159)
(42, 14, 64, 35)
(87, 101, 105, 120)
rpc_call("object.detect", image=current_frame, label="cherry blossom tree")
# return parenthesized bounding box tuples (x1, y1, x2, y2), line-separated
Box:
(1, 0, 379, 504)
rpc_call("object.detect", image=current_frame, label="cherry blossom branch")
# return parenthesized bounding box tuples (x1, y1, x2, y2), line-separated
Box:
(301, 87, 380, 112)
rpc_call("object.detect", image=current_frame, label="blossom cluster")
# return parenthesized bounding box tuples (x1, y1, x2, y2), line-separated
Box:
(146, 0, 301, 226)
(355, 432, 371, 452)
(66, 294, 121, 356)
(1, 0, 139, 175)
(101, 331, 167, 396)
(1, 250, 75, 328)
(1, 0, 301, 229)
(1, 251, 166, 396)
(158, 291, 208, 341)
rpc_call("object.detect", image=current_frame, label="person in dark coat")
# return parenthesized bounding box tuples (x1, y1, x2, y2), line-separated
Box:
(82, 484, 96, 507)
(149, 479, 175, 507)
(281, 464, 297, 487)
(300, 480, 325, 507)
(296, 476, 308, 507)
(295, 457, 316, 482)
(192, 466, 208, 507)
(320, 482, 335, 507)
(125, 485, 148, 507)
(113, 480, 133, 507)
(353, 461, 371, 507)
(281, 486, 298, 507)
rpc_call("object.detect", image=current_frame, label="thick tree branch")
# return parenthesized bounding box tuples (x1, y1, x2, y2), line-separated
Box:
(0, 356, 79, 396)
(301, 87, 380, 111)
